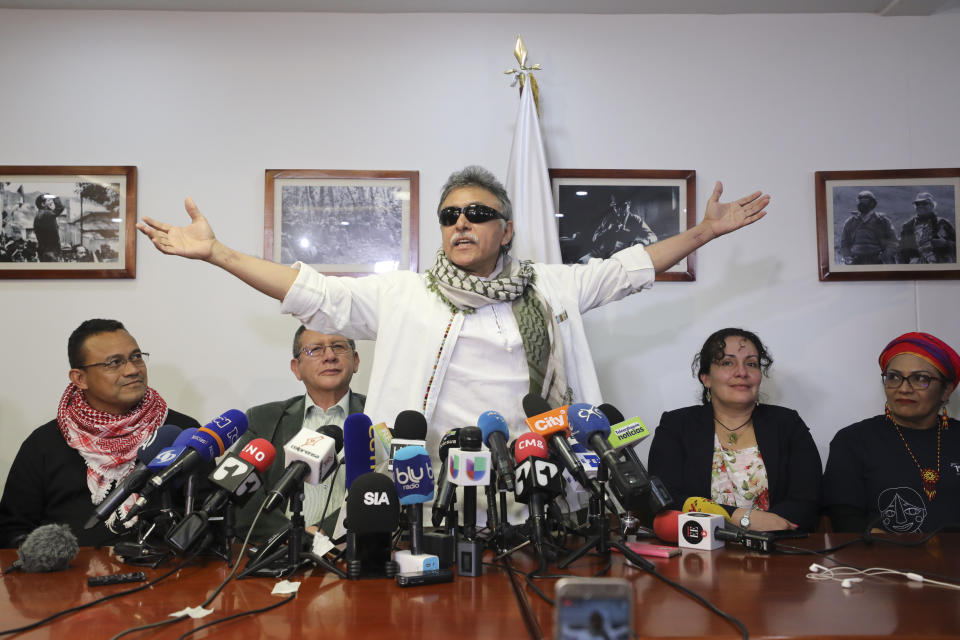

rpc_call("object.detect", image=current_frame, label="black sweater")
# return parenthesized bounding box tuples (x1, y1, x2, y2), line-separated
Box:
(0, 410, 200, 548)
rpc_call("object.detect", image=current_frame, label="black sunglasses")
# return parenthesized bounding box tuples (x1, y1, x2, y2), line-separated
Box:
(438, 204, 505, 226)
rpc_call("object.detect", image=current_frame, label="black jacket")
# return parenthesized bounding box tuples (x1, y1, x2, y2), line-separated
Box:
(647, 403, 822, 531)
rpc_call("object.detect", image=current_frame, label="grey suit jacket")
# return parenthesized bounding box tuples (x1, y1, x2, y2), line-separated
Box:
(235, 391, 366, 542)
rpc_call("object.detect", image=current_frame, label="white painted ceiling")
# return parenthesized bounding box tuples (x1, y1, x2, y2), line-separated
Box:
(1, 0, 958, 15)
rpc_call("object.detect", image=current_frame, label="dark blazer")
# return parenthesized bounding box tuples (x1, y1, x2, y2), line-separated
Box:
(234, 391, 366, 542)
(647, 403, 822, 531)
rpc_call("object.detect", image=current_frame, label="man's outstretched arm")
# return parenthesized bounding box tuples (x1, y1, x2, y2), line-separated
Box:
(645, 181, 770, 274)
(137, 197, 299, 301)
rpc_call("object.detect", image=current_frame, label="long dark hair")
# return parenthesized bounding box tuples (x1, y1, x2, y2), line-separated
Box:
(692, 328, 773, 405)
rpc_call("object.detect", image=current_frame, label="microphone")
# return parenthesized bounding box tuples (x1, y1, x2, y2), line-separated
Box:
(262, 427, 339, 514)
(653, 510, 682, 544)
(132, 410, 248, 516)
(389, 409, 428, 471)
(145, 427, 198, 474)
(597, 403, 652, 452)
(513, 433, 562, 566)
(430, 428, 461, 528)
(682, 496, 733, 522)
(344, 471, 401, 579)
(478, 410, 515, 492)
(201, 438, 278, 514)
(522, 394, 598, 498)
(166, 438, 278, 554)
(343, 413, 375, 490)
(448, 427, 488, 576)
(5, 524, 79, 573)
(393, 445, 438, 573)
(568, 403, 650, 507)
(84, 424, 181, 529)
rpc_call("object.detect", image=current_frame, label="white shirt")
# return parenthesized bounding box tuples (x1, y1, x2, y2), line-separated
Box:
(281, 245, 655, 465)
(292, 392, 351, 528)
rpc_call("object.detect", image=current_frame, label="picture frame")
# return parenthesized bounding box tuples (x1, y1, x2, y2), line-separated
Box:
(264, 170, 419, 276)
(815, 168, 960, 281)
(0, 166, 137, 279)
(549, 169, 696, 281)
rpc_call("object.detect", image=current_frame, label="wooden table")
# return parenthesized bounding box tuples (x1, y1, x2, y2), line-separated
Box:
(2, 534, 959, 639)
(0, 547, 528, 639)
(512, 533, 960, 639)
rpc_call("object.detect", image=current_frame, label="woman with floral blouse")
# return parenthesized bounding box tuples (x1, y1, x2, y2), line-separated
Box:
(647, 328, 822, 532)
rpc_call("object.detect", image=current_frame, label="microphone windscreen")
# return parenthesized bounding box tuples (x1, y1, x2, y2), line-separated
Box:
(682, 496, 733, 522)
(171, 427, 199, 448)
(394, 410, 428, 440)
(522, 393, 552, 418)
(438, 428, 461, 462)
(393, 445, 434, 504)
(318, 424, 344, 453)
(193, 409, 248, 457)
(345, 472, 400, 533)
(514, 433, 549, 464)
(567, 403, 611, 448)
(11, 524, 79, 572)
(283, 428, 337, 485)
(136, 424, 181, 463)
(343, 413, 375, 489)
(459, 426, 482, 451)
(653, 510, 682, 544)
(478, 411, 509, 444)
(597, 403, 626, 425)
(238, 438, 277, 474)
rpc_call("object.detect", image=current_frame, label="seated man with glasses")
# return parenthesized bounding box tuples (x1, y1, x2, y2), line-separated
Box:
(823, 332, 960, 533)
(0, 319, 201, 548)
(234, 327, 365, 543)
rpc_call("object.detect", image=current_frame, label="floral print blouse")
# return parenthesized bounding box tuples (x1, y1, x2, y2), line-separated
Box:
(710, 433, 771, 511)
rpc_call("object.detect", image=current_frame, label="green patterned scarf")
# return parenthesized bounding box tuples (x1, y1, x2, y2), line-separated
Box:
(426, 249, 571, 406)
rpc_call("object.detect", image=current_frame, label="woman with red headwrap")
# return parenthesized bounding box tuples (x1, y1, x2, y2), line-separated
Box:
(823, 332, 960, 533)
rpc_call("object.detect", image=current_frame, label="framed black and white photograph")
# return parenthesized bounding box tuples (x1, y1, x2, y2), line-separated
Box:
(0, 166, 137, 279)
(550, 169, 696, 281)
(265, 170, 419, 276)
(815, 168, 960, 281)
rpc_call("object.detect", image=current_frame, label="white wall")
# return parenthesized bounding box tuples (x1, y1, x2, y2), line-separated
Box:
(1, 9, 958, 489)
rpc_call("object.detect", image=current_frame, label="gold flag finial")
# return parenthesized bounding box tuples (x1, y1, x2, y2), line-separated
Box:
(504, 35, 543, 116)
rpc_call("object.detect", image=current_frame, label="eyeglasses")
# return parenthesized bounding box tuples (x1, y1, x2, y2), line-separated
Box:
(299, 342, 351, 358)
(881, 371, 942, 390)
(79, 352, 150, 371)
(438, 204, 504, 227)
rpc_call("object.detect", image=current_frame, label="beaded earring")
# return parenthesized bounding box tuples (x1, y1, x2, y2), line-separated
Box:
(942, 406, 950, 430)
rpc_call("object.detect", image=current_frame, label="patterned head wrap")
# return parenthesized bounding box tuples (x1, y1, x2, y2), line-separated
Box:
(879, 332, 960, 388)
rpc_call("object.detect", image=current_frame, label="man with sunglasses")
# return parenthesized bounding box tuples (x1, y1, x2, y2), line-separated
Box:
(0, 319, 201, 547)
(138, 166, 768, 464)
(234, 327, 366, 542)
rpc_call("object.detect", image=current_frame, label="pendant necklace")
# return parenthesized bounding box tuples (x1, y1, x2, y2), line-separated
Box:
(714, 414, 753, 446)
(886, 406, 942, 501)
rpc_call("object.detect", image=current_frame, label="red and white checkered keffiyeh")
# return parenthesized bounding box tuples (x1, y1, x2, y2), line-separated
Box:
(56, 382, 168, 504)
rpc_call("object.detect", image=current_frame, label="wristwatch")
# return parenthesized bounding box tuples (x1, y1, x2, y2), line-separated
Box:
(740, 503, 755, 529)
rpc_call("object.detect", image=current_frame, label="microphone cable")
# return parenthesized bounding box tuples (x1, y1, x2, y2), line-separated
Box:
(0, 549, 200, 637)
(108, 499, 277, 640)
(176, 592, 297, 640)
(776, 517, 960, 588)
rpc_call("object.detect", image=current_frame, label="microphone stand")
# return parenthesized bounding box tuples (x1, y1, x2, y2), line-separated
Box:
(240, 480, 346, 579)
(558, 458, 654, 572)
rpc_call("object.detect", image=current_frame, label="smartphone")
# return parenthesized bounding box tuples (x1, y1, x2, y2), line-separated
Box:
(554, 577, 633, 640)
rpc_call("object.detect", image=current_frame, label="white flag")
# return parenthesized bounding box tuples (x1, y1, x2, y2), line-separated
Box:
(505, 76, 562, 265)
